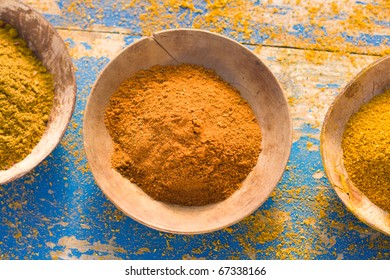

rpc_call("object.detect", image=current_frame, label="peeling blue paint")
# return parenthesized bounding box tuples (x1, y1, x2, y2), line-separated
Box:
(80, 42, 92, 50)
(342, 32, 390, 47)
(316, 83, 341, 89)
(1, 0, 389, 261)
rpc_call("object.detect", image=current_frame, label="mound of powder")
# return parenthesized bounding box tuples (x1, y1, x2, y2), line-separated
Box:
(342, 89, 390, 212)
(104, 64, 262, 206)
(0, 21, 54, 170)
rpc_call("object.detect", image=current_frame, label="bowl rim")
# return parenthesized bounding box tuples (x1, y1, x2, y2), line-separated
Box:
(0, 0, 77, 184)
(320, 54, 390, 236)
(83, 28, 293, 234)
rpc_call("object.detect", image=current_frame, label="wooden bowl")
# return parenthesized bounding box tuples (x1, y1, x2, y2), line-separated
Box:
(83, 29, 292, 234)
(321, 55, 390, 236)
(0, 1, 76, 184)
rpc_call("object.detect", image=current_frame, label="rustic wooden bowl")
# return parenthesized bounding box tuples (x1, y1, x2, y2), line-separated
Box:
(84, 29, 292, 234)
(321, 55, 390, 236)
(0, 1, 76, 184)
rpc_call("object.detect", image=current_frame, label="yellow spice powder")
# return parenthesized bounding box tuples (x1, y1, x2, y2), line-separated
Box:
(0, 21, 55, 170)
(342, 89, 390, 212)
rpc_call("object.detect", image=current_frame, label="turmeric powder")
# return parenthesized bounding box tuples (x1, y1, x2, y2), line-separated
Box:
(342, 89, 390, 212)
(104, 64, 262, 206)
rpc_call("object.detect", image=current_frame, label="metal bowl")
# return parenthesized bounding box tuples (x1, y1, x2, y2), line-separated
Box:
(83, 29, 292, 234)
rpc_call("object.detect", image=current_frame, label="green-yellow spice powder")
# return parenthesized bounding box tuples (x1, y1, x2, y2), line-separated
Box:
(0, 21, 54, 170)
(342, 89, 390, 213)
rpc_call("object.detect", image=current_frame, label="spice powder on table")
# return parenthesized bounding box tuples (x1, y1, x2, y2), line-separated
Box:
(0, 21, 54, 170)
(104, 64, 262, 206)
(342, 89, 390, 213)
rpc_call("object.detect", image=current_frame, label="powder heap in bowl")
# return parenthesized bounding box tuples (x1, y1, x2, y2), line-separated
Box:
(104, 64, 262, 206)
(0, 21, 54, 170)
(342, 89, 390, 213)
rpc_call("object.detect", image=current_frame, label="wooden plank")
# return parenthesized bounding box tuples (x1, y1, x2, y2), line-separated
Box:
(26, 0, 390, 55)
(1, 1, 388, 260)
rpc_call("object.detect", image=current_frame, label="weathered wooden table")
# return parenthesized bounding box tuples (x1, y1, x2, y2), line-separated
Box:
(1, 0, 389, 259)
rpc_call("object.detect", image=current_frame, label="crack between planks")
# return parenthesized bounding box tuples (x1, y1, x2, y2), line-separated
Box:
(55, 27, 382, 58)
(245, 42, 383, 57)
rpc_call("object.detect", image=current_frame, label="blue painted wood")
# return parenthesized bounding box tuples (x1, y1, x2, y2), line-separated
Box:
(0, 0, 389, 260)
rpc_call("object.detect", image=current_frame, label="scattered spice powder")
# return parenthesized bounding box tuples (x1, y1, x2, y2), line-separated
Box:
(104, 64, 262, 206)
(0, 21, 55, 170)
(342, 89, 390, 213)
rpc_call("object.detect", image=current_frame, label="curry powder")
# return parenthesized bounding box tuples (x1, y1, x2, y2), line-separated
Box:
(104, 64, 262, 206)
(0, 21, 54, 170)
(342, 89, 390, 212)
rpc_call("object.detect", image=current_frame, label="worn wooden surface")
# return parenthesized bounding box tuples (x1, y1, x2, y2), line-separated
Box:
(1, 0, 389, 259)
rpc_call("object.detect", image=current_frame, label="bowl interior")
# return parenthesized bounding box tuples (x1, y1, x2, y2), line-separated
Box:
(84, 29, 292, 234)
(321, 55, 390, 236)
(0, 0, 76, 184)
